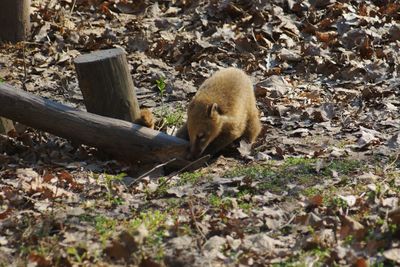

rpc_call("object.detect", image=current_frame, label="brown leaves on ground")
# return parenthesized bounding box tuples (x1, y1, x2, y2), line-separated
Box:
(0, 0, 400, 266)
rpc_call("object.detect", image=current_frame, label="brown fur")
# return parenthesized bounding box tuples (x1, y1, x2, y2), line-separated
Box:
(176, 68, 261, 159)
(135, 108, 155, 129)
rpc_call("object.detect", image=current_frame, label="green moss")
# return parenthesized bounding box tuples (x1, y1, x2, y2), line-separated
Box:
(328, 197, 348, 209)
(164, 197, 184, 208)
(130, 210, 167, 232)
(66, 246, 87, 264)
(387, 171, 400, 193)
(209, 194, 223, 207)
(128, 210, 171, 261)
(302, 187, 322, 197)
(322, 160, 362, 176)
(178, 171, 205, 185)
(272, 247, 331, 267)
(224, 158, 364, 194)
(225, 163, 275, 180)
(102, 173, 126, 205)
(208, 194, 233, 209)
(94, 216, 117, 244)
(238, 202, 253, 212)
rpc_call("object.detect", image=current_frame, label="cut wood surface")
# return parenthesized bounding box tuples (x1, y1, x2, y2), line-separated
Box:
(0, 117, 15, 134)
(0, 0, 31, 42)
(74, 48, 141, 122)
(0, 83, 188, 163)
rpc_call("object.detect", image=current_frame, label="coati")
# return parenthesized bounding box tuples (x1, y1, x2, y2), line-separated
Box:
(176, 68, 262, 159)
(135, 108, 155, 129)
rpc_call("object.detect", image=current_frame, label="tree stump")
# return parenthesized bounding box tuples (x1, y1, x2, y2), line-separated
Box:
(74, 48, 141, 122)
(0, 0, 31, 42)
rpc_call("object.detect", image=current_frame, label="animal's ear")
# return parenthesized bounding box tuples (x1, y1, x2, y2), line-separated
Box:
(208, 103, 220, 118)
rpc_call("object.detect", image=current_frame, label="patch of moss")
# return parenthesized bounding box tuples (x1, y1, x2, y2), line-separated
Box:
(224, 158, 364, 194)
(302, 187, 322, 197)
(209, 194, 223, 207)
(94, 215, 118, 244)
(322, 159, 362, 176)
(128, 210, 172, 262)
(178, 171, 206, 185)
(129, 210, 168, 233)
(225, 163, 275, 180)
(271, 247, 331, 267)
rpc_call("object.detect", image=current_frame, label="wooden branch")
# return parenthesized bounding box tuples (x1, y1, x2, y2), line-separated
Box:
(0, 0, 31, 43)
(74, 48, 141, 122)
(0, 83, 188, 163)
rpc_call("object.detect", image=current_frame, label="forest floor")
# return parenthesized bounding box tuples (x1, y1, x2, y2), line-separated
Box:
(0, 0, 400, 266)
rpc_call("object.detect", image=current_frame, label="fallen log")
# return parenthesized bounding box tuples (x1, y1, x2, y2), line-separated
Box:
(0, 83, 188, 163)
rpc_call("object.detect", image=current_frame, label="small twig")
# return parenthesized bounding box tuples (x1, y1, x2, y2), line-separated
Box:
(171, 125, 177, 136)
(128, 158, 177, 187)
(156, 119, 166, 132)
(22, 42, 28, 90)
(51, 170, 58, 215)
(279, 214, 296, 230)
(188, 197, 207, 241)
(383, 153, 399, 173)
(281, 28, 298, 40)
(70, 0, 77, 14)
(23, 195, 39, 203)
(378, 153, 400, 186)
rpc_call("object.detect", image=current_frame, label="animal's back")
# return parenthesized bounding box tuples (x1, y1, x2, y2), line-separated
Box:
(193, 68, 255, 117)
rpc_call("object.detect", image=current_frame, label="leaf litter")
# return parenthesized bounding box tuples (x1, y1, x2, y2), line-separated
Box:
(0, 0, 400, 266)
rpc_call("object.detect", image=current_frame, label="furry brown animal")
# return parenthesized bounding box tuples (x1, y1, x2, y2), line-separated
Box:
(135, 108, 155, 129)
(176, 68, 261, 159)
